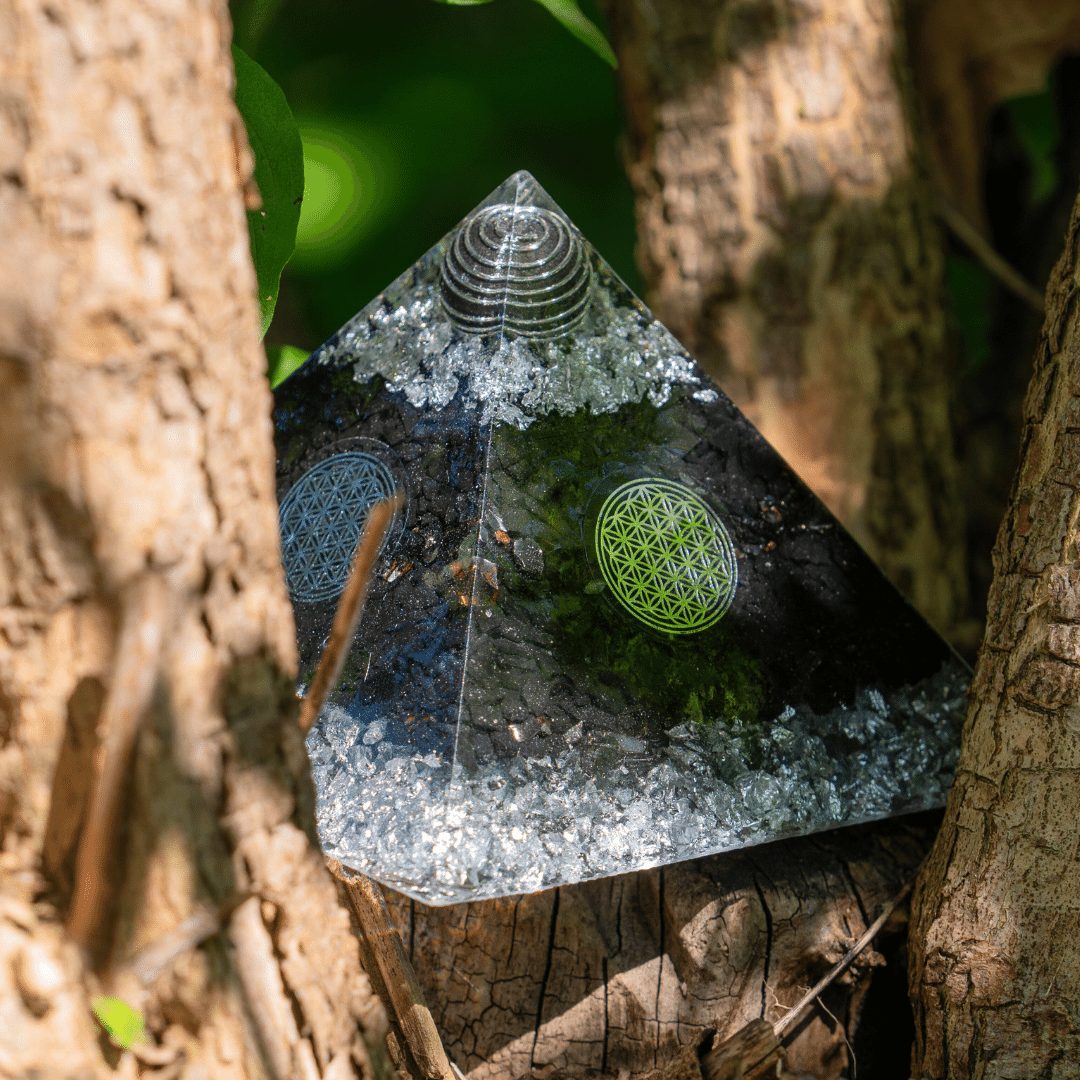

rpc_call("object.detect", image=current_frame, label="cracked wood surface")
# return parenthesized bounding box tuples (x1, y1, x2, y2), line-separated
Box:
(599, 0, 968, 646)
(383, 818, 933, 1080)
(0, 0, 390, 1075)
(908, 163, 1080, 1076)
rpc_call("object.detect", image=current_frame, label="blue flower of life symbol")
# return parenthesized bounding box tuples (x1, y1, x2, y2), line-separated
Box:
(279, 452, 398, 604)
(594, 478, 738, 635)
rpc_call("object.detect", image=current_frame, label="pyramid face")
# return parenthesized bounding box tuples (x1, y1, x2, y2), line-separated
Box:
(274, 172, 968, 906)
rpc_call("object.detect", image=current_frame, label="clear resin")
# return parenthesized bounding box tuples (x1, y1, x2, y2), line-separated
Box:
(274, 171, 968, 905)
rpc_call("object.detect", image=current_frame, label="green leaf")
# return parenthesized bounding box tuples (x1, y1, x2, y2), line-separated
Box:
(232, 44, 304, 338)
(92, 996, 144, 1049)
(266, 343, 310, 388)
(430, 0, 615, 64)
(530, 0, 617, 67)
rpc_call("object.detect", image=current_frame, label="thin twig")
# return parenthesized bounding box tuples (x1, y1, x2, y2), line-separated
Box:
(69, 574, 171, 949)
(773, 878, 913, 1038)
(298, 496, 401, 736)
(813, 995, 856, 1080)
(937, 197, 1046, 314)
(305, 500, 455, 1078)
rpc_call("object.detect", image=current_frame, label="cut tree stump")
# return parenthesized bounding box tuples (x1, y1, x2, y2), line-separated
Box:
(379, 816, 935, 1079)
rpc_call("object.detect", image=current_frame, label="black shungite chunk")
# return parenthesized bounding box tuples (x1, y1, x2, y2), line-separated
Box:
(274, 171, 968, 905)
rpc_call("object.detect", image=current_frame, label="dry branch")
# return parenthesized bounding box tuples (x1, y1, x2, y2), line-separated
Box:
(300, 497, 401, 735)
(329, 861, 455, 1080)
(701, 1020, 786, 1080)
(298, 497, 453, 1080)
(937, 198, 1046, 313)
(644, 878, 915, 1080)
(68, 574, 172, 952)
(773, 877, 913, 1038)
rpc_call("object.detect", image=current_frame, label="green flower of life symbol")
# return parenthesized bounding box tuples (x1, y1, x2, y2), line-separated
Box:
(594, 478, 738, 635)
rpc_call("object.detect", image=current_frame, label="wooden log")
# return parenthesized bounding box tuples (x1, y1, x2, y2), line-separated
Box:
(379, 816, 934, 1078)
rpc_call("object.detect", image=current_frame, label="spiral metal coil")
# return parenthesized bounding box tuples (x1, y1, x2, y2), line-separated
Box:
(440, 204, 592, 339)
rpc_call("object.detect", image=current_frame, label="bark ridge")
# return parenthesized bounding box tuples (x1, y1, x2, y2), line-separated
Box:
(387, 820, 932, 1079)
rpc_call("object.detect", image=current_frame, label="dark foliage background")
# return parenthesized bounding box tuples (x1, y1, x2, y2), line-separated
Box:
(231, 0, 641, 354)
(953, 58, 1080, 629)
(232, 0, 1080, 640)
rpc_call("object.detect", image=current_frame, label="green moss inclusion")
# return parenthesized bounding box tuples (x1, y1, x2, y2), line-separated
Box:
(496, 396, 762, 737)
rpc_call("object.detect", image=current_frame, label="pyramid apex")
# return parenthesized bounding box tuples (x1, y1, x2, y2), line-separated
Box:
(302, 169, 695, 430)
(275, 174, 968, 905)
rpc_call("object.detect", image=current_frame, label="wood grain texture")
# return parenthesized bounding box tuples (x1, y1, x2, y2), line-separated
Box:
(0, 0, 389, 1074)
(600, 0, 968, 645)
(908, 169, 1080, 1077)
(383, 818, 933, 1079)
(701, 1019, 784, 1080)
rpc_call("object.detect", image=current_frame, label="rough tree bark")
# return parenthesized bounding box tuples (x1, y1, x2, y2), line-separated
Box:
(908, 168, 1080, 1077)
(388, 818, 933, 1080)
(597, 0, 968, 645)
(0, 1, 389, 1076)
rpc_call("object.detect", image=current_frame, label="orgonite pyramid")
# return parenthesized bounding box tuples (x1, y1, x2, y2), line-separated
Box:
(275, 171, 968, 905)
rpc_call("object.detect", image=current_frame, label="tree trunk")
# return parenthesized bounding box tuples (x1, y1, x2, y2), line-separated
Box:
(0, 1, 389, 1076)
(598, 0, 969, 646)
(386, 817, 934, 1080)
(907, 178, 1080, 1077)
